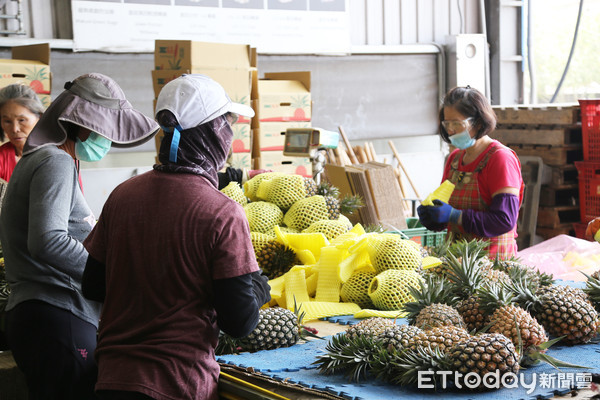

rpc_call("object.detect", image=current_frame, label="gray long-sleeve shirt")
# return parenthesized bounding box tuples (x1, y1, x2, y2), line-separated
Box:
(0, 145, 101, 327)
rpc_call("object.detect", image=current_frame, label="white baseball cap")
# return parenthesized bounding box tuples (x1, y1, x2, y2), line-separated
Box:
(155, 74, 254, 130)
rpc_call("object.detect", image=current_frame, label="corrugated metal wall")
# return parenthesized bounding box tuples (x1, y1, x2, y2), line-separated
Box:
(349, 0, 482, 47)
(2, 1, 483, 48)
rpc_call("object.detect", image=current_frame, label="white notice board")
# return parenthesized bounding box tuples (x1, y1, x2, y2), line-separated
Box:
(71, 0, 351, 54)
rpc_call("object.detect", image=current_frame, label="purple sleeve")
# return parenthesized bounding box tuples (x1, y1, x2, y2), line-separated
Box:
(461, 193, 520, 237)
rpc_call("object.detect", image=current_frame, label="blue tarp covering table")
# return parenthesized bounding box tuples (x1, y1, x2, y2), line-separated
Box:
(218, 281, 600, 400)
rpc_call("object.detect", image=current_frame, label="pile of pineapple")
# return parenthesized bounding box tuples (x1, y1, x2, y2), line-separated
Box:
(219, 172, 600, 384)
(314, 239, 600, 391)
(220, 173, 433, 321)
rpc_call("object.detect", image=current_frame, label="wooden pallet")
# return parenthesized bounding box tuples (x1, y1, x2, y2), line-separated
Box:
(536, 205, 581, 228)
(536, 223, 576, 240)
(539, 184, 579, 207)
(508, 144, 582, 166)
(491, 125, 581, 146)
(492, 104, 580, 125)
(542, 164, 579, 186)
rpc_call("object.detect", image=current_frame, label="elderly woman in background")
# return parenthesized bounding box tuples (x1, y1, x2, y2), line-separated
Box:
(0, 84, 44, 182)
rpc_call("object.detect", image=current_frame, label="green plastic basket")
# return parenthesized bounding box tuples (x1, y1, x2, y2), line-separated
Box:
(396, 217, 447, 248)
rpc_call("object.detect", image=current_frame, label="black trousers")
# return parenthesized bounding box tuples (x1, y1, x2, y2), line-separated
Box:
(6, 300, 98, 400)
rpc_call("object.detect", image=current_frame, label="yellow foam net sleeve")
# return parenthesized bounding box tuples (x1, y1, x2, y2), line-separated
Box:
(354, 309, 408, 319)
(299, 301, 362, 322)
(421, 256, 443, 269)
(268, 275, 285, 300)
(284, 232, 329, 261)
(315, 247, 345, 302)
(284, 268, 310, 307)
(338, 250, 372, 283)
(421, 179, 456, 206)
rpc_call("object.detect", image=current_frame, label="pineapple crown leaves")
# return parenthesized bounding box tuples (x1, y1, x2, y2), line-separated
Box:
(519, 334, 590, 370)
(339, 194, 364, 215)
(312, 332, 383, 382)
(504, 277, 542, 313)
(402, 274, 458, 324)
(446, 238, 489, 260)
(292, 297, 324, 341)
(317, 181, 340, 198)
(476, 282, 516, 315)
(444, 244, 486, 299)
(370, 344, 452, 388)
(582, 271, 600, 304)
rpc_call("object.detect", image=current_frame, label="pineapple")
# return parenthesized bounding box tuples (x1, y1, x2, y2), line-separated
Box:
(402, 275, 465, 330)
(217, 305, 319, 354)
(340, 270, 377, 309)
(243, 172, 285, 201)
(256, 174, 307, 210)
(368, 269, 423, 311)
(583, 271, 600, 312)
(442, 238, 490, 332)
(367, 233, 422, 273)
(255, 240, 297, 280)
(283, 194, 363, 231)
(406, 325, 471, 354)
(414, 304, 466, 330)
(243, 201, 283, 234)
(448, 333, 520, 389)
(376, 324, 423, 351)
(220, 181, 247, 206)
(512, 281, 600, 345)
(303, 177, 318, 197)
(345, 317, 395, 339)
(478, 283, 549, 354)
(494, 258, 554, 291)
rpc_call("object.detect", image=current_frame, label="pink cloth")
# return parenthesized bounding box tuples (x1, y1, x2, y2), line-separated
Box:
(517, 234, 600, 281)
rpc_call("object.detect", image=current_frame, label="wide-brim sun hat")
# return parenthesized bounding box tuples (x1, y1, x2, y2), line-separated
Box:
(23, 72, 160, 155)
(155, 74, 255, 130)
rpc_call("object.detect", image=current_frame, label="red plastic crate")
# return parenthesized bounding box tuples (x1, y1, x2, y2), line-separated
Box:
(575, 160, 600, 223)
(579, 99, 600, 161)
(572, 222, 591, 240)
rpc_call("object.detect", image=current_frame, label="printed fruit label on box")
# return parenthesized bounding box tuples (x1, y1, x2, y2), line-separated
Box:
(229, 152, 252, 169)
(258, 151, 311, 177)
(257, 80, 311, 122)
(231, 123, 252, 153)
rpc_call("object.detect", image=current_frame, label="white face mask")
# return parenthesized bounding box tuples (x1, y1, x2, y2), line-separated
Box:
(449, 129, 476, 150)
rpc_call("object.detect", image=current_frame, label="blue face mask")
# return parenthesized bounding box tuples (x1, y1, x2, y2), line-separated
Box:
(75, 132, 112, 162)
(449, 129, 476, 150)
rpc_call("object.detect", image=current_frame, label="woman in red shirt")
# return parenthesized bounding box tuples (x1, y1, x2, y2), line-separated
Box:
(417, 86, 524, 259)
(0, 84, 44, 182)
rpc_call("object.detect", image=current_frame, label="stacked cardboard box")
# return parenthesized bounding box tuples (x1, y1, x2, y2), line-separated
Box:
(0, 43, 51, 107)
(252, 72, 312, 177)
(151, 40, 255, 168)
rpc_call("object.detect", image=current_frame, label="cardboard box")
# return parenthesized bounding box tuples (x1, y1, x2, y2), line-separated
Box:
(0, 43, 51, 105)
(257, 71, 311, 122)
(229, 152, 252, 170)
(154, 40, 251, 71)
(231, 123, 252, 153)
(254, 121, 311, 152)
(257, 150, 311, 177)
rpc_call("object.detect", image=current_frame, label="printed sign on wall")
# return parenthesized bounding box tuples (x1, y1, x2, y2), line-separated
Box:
(72, 0, 350, 54)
